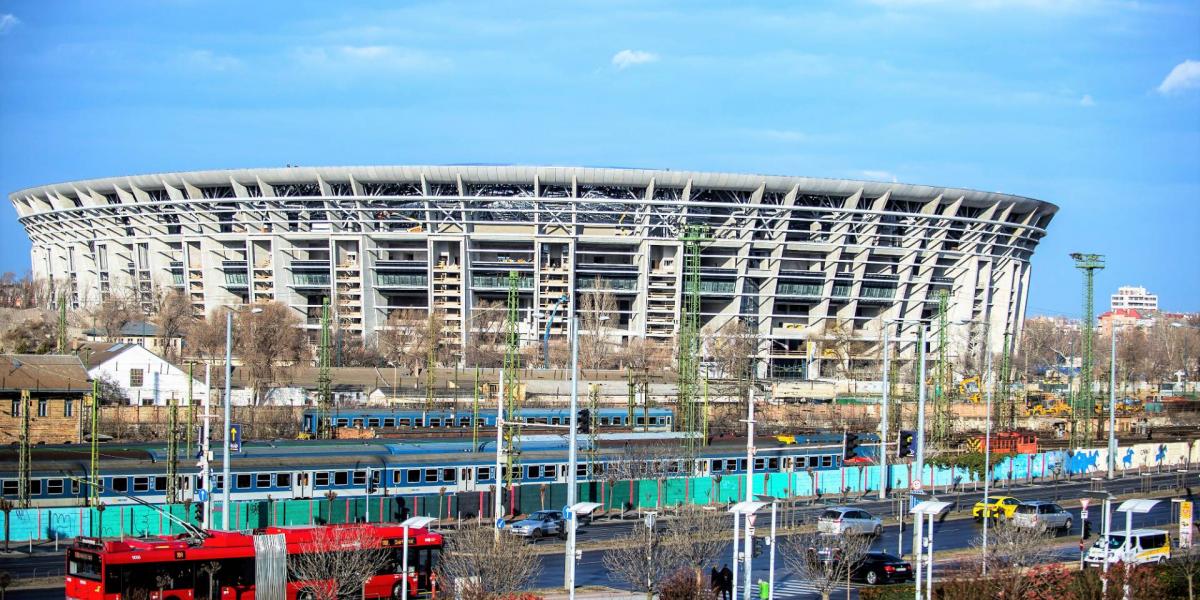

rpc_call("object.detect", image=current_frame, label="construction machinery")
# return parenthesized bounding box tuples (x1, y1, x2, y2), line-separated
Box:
(960, 377, 983, 404)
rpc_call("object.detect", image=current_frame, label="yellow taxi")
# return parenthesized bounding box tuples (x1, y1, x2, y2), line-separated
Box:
(972, 495, 1022, 521)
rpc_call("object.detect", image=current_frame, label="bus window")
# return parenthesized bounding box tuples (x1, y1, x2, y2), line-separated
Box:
(67, 550, 101, 580)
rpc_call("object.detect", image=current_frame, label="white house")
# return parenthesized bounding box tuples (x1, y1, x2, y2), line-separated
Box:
(80, 342, 210, 406)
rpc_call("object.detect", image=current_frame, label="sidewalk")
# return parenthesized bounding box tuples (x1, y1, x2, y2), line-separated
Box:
(539, 590, 647, 600)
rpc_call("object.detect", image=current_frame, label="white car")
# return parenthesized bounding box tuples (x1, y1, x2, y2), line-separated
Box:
(1011, 501, 1072, 533)
(817, 507, 883, 536)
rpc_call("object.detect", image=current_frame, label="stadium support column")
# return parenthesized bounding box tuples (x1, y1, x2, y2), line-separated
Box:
(678, 225, 706, 456)
(1070, 253, 1104, 448)
(503, 270, 523, 495)
(317, 297, 333, 440)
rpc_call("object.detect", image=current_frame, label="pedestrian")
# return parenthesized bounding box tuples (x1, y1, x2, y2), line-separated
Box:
(710, 566, 721, 595)
(719, 564, 734, 600)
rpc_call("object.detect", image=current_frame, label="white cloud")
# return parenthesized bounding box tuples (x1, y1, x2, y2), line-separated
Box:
(1079, 94, 1095, 107)
(183, 50, 242, 71)
(611, 49, 658, 70)
(859, 170, 899, 182)
(1157, 60, 1200, 95)
(0, 14, 20, 34)
(292, 46, 450, 71)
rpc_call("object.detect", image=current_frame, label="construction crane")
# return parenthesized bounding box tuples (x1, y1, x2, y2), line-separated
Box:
(316, 297, 334, 439)
(502, 270, 523, 492)
(1070, 253, 1104, 447)
(678, 224, 707, 455)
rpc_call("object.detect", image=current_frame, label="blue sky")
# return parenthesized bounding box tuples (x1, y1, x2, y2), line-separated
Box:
(0, 0, 1197, 316)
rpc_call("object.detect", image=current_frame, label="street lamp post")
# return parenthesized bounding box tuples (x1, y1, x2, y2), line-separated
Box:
(728, 501, 766, 600)
(879, 326, 891, 501)
(399, 516, 435, 598)
(222, 312, 232, 530)
(565, 315, 580, 598)
(981, 339, 994, 574)
(1109, 325, 1118, 479)
(755, 495, 778, 600)
(742, 390, 756, 600)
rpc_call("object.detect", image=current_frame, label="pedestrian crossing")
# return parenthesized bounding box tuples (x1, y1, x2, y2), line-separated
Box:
(750, 577, 865, 599)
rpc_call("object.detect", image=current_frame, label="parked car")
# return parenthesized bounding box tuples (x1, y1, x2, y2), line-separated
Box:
(852, 552, 914, 585)
(1084, 529, 1172, 567)
(507, 510, 565, 539)
(1012, 501, 1073, 533)
(817, 507, 883, 536)
(972, 495, 1022, 521)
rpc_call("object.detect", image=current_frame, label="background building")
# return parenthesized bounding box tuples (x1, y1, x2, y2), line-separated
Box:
(1111, 285, 1158, 312)
(9, 166, 1056, 377)
(0, 354, 88, 445)
(79, 341, 209, 406)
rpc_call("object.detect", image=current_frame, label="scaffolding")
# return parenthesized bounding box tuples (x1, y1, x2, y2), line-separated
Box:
(677, 225, 707, 455)
(316, 297, 334, 440)
(932, 289, 952, 446)
(1070, 253, 1105, 447)
(502, 270, 523, 490)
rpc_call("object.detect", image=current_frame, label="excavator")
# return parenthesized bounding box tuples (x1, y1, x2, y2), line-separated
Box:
(960, 377, 982, 404)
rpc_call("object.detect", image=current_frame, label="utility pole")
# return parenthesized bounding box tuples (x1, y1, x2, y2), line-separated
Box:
(493, 370, 506, 542)
(1108, 326, 1118, 479)
(502, 271, 523, 493)
(222, 311, 232, 530)
(1070, 253, 1104, 447)
(166, 392, 179, 504)
(678, 225, 706, 456)
(932, 290, 951, 447)
(742, 390, 756, 600)
(201, 363, 212, 528)
(89, 378, 100, 507)
(565, 316, 580, 598)
(916, 326, 928, 491)
(879, 327, 890, 500)
(18, 389, 31, 508)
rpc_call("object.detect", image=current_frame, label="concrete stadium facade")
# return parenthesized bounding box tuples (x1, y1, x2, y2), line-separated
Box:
(10, 166, 1056, 377)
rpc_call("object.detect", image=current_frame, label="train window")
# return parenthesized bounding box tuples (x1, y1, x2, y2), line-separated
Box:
(399, 418, 412, 427)
(441, 468, 455, 482)
(725, 460, 737, 472)
(423, 469, 438, 483)
(709, 460, 721, 472)
(276, 473, 291, 487)
(353, 471, 366, 485)
(737, 460, 746, 471)
(367, 418, 380, 427)
(235, 475, 251, 489)
(768, 458, 780, 470)
(754, 458, 766, 470)
(577, 464, 587, 477)
(334, 472, 349, 486)
(315, 472, 329, 487)
(429, 418, 441, 427)
(71, 479, 80, 495)
(820, 456, 833, 467)
(352, 419, 364, 428)
(28, 479, 41, 495)
(636, 417, 647, 425)
(548, 417, 558, 425)
(154, 477, 167, 491)
(1, 480, 16, 496)
(461, 468, 472, 481)
(47, 479, 64, 495)
(336, 418, 349, 427)
(383, 418, 396, 427)
(477, 467, 492, 482)
(130, 477, 147, 492)
(257, 474, 271, 488)
(476, 418, 487, 426)
(407, 469, 420, 484)
(214, 475, 223, 490)
(527, 465, 540, 479)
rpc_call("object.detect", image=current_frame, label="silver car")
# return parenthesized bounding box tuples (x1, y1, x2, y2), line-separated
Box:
(1012, 501, 1072, 533)
(507, 510, 565, 539)
(817, 507, 883, 537)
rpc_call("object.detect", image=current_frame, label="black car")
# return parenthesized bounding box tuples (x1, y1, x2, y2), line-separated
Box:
(852, 551, 913, 585)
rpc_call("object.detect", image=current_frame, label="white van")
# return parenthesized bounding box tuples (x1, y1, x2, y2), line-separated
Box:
(1083, 528, 1172, 567)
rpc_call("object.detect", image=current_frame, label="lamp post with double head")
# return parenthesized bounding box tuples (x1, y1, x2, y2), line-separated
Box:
(221, 305, 262, 531)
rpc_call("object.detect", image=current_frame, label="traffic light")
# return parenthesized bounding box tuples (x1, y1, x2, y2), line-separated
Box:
(898, 431, 915, 458)
(843, 433, 861, 460)
(752, 537, 764, 558)
(194, 502, 204, 525)
(578, 409, 591, 434)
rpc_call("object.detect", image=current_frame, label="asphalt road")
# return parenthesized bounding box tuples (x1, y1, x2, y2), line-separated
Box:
(4, 469, 1195, 600)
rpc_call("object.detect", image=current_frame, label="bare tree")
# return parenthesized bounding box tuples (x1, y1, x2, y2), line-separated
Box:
(153, 289, 193, 362)
(964, 520, 1060, 599)
(185, 310, 228, 363)
(620, 337, 674, 373)
(235, 302, 309, 404)
(0, 272, 51, 309)
(603, 520, 667, 600)
(465, 300, 507, 368)
(287, 525, 390, 600)
(580, 277, 618, 369)
(660, 506, 728, 590)
(1169, 543, 1200, 600)
(781, 531, 872, 600)
(93, 294, 139, 341)
(338, 335, 387, 367)
(436, 523, 541, 600)
(378, 309, 448, 374)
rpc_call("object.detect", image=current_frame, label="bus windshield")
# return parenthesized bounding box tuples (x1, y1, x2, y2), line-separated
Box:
(67, 550, 102, 581)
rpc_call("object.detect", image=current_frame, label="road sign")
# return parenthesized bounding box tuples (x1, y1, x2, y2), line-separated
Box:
(1081, 509, 1089, 520)
(1080, 498, 1090, 510)
(748, 514, 757, 527)
(195, 489, 209, 502)
(911, 479, 923, 492)
(495, 518, 506, 529)
(748, 526, 756, 536)
(1181, 500, 1194, 549)
(562, 505, 572, 521)
(230, 425, 242, 452)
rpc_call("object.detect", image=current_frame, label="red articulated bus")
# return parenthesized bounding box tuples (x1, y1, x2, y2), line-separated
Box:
(65, 523, 443, 600)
